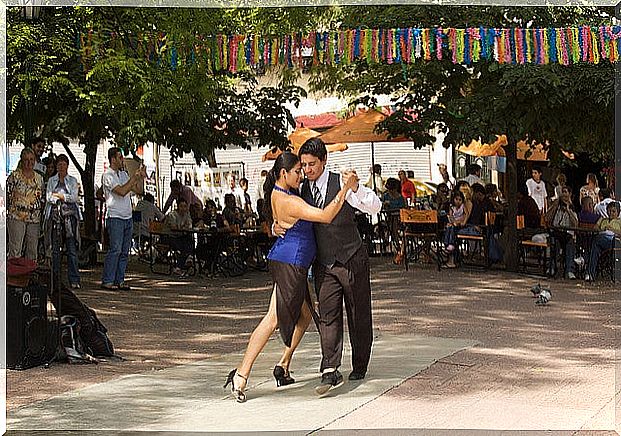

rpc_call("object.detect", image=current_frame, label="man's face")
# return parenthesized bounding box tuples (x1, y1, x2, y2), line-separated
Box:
(532, 170, 541, 182)
(561, 188, 571, 203)
(240, 180, 248, 191)
(32, 141, 45, 158)
(111, 152, 124, 168)
(300, 154, 326, 182)
(398, 171, 406, 181)
(228, 175, 236, 189)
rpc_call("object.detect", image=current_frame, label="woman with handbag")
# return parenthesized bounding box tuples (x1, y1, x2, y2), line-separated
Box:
(44, 154, 82, 289)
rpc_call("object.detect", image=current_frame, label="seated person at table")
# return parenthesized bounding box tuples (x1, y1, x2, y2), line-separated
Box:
(485, 183, 505, 213)
(443, 190, 471, 268)
(434, 183, 451, 223)
(517, 185, 541, 231)
(223, 193, 243, 228)
(133, 193, 164, 241)
(202, 199, 227, 229)
(544, 186, 579, 279)
(594, 188, 614, 218)
(578, 196, 601, 227)
(585, 201, 621, 282)
(382, 178, 406, 263)
(163, 198, 194, 275)
(190, 202, 204, 227)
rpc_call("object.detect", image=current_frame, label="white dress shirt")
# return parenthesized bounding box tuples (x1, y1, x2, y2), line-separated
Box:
(311, 169, 381, 216)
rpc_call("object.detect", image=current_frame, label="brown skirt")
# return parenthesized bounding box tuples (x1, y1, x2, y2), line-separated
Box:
(269, 260, 315, 347)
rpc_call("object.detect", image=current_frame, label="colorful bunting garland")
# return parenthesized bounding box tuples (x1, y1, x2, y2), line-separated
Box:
(79, 26, 621, 73)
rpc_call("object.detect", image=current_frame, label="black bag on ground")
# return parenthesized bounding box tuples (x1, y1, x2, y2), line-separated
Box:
(60, 315, 98, 364)
(49, 285, 115, 357)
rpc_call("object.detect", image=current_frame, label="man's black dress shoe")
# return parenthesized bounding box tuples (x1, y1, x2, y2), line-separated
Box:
(348, 371, 366, 381)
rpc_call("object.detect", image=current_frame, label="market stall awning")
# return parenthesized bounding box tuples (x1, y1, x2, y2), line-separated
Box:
(457, 135, 564, 161)
(261, 127, 347, 161)
(318, 109, 408, 145)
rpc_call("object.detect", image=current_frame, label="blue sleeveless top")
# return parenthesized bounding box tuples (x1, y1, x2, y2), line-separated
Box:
(267, 186, 316, 268)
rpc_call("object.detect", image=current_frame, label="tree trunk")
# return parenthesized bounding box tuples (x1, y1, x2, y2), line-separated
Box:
(504, 139, 519, 272)
(82, 136, 98, 240)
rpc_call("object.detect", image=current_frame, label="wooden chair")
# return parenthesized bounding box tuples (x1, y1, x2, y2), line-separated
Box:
(455, 211, 495, 268)
(400, 209, 442, 271)
(517, 215, 549, 276)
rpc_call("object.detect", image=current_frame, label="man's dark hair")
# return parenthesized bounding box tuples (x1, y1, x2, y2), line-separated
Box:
(532, 165, 543, 174)
(599, 188, 612, 200)
(606, 201, 619, 213)
(467, 163, 481, 176)
(373, 164, 382, 175)
(108, 147, 122, 162)
(170, 179, 182, 190)
(299, 137, 327, 161)
(240, 177, 248, 185)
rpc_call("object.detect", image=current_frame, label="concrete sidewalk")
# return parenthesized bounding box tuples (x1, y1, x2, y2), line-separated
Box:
(8, 332, 476, 433)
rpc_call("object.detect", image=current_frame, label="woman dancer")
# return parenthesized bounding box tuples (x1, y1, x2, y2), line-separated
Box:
(224, 152, 358, 402)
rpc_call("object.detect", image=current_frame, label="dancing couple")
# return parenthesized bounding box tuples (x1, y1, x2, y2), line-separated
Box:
(224, 138, 381, 402)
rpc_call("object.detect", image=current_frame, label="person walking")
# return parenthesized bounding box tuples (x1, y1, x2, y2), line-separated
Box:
(44, 154, 82, 288)
(101, 147, 146, 291)
(276, 138, 381, 395)
(6, 147, 44, 260)
(224, 151, 358, 402)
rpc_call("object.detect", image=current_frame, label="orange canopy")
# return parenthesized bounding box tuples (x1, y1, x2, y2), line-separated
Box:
(262, 127, 347, 161)
(457, 135, 551, 161)
(318, 109, 408, 145)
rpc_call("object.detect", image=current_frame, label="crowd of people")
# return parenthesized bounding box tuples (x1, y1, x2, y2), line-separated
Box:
(370, 161, 619, 280)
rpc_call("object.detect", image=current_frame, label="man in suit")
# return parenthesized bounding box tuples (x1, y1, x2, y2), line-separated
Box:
(276, 137, 381, 395)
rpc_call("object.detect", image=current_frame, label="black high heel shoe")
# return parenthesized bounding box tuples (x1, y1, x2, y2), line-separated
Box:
(273, 365, 295, 387)
(224, 369, 247, 403)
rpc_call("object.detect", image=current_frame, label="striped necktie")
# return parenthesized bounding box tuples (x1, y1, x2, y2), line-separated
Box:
(312, 182, 324, 208)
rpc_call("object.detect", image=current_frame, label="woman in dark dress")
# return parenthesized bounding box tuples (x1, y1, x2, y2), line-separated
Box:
(224, 152, 358, 402)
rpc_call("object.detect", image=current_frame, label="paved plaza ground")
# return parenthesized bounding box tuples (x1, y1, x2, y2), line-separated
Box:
(5, 256, 620, 434)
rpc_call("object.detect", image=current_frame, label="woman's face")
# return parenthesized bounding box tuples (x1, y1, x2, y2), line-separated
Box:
(609, 206, 619, 219)
(283, 162, 303, 189)
(56, 160, 68, 176)
(21, 152, 35, 171)
(453, 195, 463, 207)
(459, 185, 471, 199)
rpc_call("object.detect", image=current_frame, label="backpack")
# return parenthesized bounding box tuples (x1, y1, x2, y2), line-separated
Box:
(50, 285, 115, 358)
(60, 315, 98, 364)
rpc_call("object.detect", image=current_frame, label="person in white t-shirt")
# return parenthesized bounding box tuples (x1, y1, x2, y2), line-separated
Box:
(222, 173, 245, 209)
(101, 147, 146, 291)
(526, 166, 547, 213)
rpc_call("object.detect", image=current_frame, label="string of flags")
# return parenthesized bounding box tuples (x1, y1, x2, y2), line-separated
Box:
(79, 26, 621, 72)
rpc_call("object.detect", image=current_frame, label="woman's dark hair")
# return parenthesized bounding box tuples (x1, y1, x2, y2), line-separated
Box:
(262, 151, 300, 222)
(205, 199, 217, 209)
(223, 193, 236, 208)
(298, 137, 327, 161)
(385, 177, 401, 192)
(55, 154, 70, 166)
(451, 190, 465, 204)
(437, 183, 449, 194)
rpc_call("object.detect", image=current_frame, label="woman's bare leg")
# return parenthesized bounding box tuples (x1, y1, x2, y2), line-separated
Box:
(277, 301, 312, 372)
(235, 288, 279, 389)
